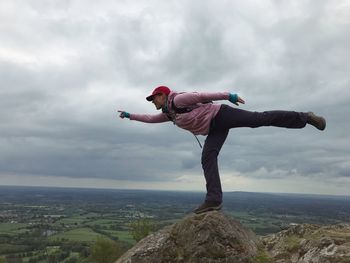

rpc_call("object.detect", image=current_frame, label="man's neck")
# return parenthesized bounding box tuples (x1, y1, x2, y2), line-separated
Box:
(161, 97, 169, 113)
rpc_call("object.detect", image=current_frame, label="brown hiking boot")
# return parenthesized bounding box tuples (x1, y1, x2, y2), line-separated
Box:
(307, 112, 326, 131)
(193, 201, 222, 214)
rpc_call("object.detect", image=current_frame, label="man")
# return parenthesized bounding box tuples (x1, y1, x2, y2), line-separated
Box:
(118, 86, 326, 214)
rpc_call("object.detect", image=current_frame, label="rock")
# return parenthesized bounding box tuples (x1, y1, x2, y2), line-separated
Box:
(116, 211, 259, 263)
(116, 213, 350, 263)
(261, 223, 350, 263)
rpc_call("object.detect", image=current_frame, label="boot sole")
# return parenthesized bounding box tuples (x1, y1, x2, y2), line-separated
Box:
(308, 112, 326, 131)
(194, 203, 223, 214)
(319, 116, 326, 130)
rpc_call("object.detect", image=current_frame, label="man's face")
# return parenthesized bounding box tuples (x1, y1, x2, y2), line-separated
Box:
(152, 93, 166, 110)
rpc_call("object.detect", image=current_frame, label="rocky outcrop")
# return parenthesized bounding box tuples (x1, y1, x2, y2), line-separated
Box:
(116, 211, 259, 263)
(261, 223, 350, 263)
(116, 211, 350, 263)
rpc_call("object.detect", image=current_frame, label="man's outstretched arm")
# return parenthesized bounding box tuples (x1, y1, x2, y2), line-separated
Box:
(174, 92, 245, 107)
(118, 110, 170, 123)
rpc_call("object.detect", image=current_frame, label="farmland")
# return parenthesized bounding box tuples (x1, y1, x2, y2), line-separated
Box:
(1, 186, 350, 262)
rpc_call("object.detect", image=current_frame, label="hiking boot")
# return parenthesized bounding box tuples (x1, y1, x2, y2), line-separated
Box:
(307, 112, 326, 131)
(193, 201, 222, 214)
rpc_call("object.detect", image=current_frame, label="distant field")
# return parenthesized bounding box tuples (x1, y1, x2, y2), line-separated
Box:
(1, 186, 349, 263)
(87, 219, 121, 225)
(49, 227, 106, 242)
(55, 217, 87, 225)
(225, 211, 281, 235)
(106, 230, 135, 245)
(0, 223, 27, 235)
(0, 244, 30, 255)
(54, 214, 123, 226)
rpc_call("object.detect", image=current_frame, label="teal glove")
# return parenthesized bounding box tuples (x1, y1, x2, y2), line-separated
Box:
(118, 111, 130, 119)
(228, 93, 238, 105)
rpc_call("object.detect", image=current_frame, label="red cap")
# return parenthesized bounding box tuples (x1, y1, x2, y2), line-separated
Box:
(146, 86, 171, 101)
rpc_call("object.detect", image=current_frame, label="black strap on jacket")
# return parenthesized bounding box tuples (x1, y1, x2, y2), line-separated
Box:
(171, 99, 195, 114)
(169, 98, 212, 149)
(171, 99, 212, 114)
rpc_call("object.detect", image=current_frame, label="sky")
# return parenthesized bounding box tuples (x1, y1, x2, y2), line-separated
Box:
(1, 0, 349, 196)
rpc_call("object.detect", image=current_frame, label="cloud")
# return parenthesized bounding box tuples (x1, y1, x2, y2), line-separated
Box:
(0, 0, 349, 195)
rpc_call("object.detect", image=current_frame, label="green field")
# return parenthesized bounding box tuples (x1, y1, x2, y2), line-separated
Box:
(106, 230, 135, 245)
(49, 227, 106, 242)
(225, 211, 282, 234)
(0, 223, 27, 235)
(86, 219, 121, 225)
(55, 217, 87, 225)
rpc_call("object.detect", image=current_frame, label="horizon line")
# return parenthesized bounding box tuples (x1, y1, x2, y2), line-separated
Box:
(0, 184, 349, 198)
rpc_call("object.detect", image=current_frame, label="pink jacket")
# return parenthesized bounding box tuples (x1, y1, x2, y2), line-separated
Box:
(130, 91, 230, 135)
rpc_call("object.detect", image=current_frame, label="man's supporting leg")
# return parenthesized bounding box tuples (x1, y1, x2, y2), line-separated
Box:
(201, 128, 229, 203)
(194, 128, 228, 214)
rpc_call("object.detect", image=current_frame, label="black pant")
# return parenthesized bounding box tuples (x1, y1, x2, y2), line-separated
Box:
(201, 104, 308, 203)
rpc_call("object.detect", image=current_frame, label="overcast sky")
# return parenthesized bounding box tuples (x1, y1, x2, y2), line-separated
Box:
(1, 0, 349, 196)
